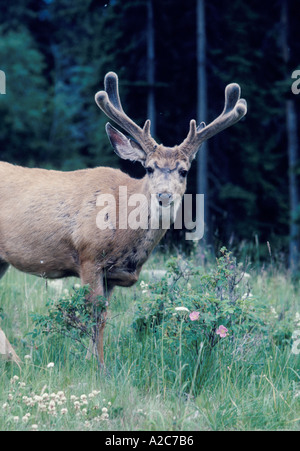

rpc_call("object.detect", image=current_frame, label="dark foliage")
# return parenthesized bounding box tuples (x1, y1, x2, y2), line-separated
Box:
(0, 0, 299, 259)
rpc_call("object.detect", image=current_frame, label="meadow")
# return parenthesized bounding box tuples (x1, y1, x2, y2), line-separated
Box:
(0, 247, 299, 431)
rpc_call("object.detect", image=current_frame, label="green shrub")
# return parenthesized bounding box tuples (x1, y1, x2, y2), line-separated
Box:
(134, 248, 265, 347)
(30, 285, 107, 362)
(132, 248, 296, 392)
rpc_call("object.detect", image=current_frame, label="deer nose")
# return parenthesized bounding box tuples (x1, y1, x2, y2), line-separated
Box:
(157, 192, 173, 207)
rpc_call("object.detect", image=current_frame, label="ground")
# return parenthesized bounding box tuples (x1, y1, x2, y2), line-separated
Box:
(0, 251, 299, 431)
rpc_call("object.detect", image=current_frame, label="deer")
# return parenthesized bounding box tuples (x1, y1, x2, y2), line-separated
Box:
(0, 71, 247, 367)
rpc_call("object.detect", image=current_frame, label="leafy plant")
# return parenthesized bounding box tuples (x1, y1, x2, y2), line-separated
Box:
(30, 285, 107, 359)
(133, 248, 270, 360)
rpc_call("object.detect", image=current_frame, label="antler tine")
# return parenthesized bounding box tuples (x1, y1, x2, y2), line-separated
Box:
(104, 71, 124, 112)
(95, 72, 158, 152)
(180, 83, 247, 157)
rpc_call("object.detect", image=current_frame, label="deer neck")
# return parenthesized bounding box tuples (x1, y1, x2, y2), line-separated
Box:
(131, 176, 171, 244)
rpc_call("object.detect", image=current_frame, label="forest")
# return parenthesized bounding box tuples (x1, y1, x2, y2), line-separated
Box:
(0, 0, 299, 267)
(1, 1, 300, 433)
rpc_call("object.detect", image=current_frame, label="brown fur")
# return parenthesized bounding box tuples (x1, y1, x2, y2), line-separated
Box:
(0, 161, 174, 364)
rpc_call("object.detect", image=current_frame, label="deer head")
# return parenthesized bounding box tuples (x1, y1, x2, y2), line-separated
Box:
(95, 72, 247, 216)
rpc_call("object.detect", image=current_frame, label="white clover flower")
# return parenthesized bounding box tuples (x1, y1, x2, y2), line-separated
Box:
(80, 394, 88, 404)
(242, 292, 253, 300)
(140, 280, 148, 288)
(74, 401, 81, 410)
(47, 362, 54, 368)
(56, 391, 66, 403)
(22, 414, 30, 423)
(270, 306, 279, 318)
(102, 407, 108, 413)
(24, 354, 32, 361)
(38, 403, 47, 412)
(140, 281, 149, 293)
(23, 396, 34, 407)
(31, 424, 38, 431)
(49, 400, 56, 410)
(13, 416, 19, 423)
(74, 283, 81, 289)
(48, 403, 57, 415)
(61, 408, 68, 415)
(2, 403, 8, 409)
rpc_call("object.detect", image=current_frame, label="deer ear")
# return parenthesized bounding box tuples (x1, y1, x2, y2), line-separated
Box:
(105, 123, 147, 163)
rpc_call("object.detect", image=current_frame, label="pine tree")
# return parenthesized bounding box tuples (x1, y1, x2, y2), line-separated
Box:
(0, 26, 49, 166)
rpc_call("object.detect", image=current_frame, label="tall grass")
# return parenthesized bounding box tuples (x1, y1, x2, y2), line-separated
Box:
(0, 251, 299, 431)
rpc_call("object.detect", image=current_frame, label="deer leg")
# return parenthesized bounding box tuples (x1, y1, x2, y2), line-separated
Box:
(80, 261, 112, 367)
(95, 281, 114, 365)
(0, 260, 9, 279)
(0, 260, 20, 365)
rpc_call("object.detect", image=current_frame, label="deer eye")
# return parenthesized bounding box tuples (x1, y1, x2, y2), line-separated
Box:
(145, 166, 154, 175)
(179, 169, 188, 178)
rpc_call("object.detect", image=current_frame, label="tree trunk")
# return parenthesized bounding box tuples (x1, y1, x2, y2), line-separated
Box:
(196, 0, 209, 242)
(286, 100, 299, 271)
(281, 0, 299, 271)
(147, 0, 156, 138)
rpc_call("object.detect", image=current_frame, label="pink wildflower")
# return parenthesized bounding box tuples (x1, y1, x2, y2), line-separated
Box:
(216, 325, 228, 338)
(189, 311, 200, 321)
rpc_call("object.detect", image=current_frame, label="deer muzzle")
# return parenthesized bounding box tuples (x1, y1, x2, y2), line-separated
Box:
(156, 192, 173, 207)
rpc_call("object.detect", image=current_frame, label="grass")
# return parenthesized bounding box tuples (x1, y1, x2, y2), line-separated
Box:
(0, 251, 299, 431)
